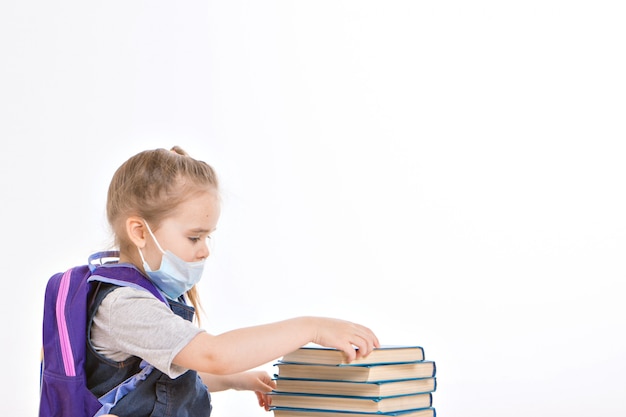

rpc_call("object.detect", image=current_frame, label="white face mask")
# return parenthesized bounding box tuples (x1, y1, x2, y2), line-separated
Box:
(137, 221, 206, 300)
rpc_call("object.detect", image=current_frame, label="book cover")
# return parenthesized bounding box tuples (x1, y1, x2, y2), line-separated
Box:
(274, 377, 437, 397)
(275, 361, 436, 382)
(268, 392, 433, 413)
(281, 345, 425, 366)
(271, 407, 437, 417)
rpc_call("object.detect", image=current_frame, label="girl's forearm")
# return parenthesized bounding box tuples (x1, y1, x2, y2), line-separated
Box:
(200, 370, 276, 394)
(176, 316, 317, 374)
(207, 316, 318, 372)
(199, 373, 231, 392)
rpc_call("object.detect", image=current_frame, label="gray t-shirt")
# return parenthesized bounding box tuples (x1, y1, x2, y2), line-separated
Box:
(90, 286, 204, 379)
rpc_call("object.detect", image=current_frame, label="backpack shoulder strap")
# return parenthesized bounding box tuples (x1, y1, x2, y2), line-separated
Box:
(87, 251, 168, 304)
(88, 267, 167, 304)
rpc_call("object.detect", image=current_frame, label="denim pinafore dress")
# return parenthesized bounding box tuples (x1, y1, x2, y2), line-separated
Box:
(86, 272, 212, 417)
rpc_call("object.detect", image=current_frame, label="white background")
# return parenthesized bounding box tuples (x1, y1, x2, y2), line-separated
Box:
(2, 1, 625, 416)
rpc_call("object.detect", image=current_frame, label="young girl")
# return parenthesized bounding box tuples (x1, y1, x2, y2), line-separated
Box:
(85, 146, 379, 416)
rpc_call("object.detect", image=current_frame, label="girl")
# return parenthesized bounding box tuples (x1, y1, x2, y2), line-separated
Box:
(86, 146, 379, 416)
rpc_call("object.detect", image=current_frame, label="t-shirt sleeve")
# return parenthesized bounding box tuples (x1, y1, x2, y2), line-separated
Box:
(90, 286, 205, 379)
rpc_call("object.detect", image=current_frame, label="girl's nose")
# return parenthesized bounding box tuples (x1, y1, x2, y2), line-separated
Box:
(198, 241, 210, 260)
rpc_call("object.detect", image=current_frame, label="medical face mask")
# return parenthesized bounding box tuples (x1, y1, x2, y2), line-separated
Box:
(137, 221, 206, 300)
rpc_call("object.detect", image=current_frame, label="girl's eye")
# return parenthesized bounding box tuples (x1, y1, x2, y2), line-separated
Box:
(189, 235, 212, 243)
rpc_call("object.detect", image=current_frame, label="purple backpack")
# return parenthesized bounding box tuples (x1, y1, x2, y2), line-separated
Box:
(39, 252, 167, 417)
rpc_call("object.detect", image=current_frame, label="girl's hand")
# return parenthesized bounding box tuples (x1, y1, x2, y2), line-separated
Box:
(311, 317, 380, 362)
(232, 370, 276, 411)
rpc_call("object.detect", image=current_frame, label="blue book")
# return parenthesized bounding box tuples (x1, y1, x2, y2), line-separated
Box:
(267, 392, 433, 414)
(281, 345, 425, 366)
(274, 376, 437, 397)
(271, 407, 436, 417)
(275, 361, 436, 382)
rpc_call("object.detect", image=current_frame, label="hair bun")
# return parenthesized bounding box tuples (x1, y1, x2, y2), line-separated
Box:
(170, 146, 189, 156)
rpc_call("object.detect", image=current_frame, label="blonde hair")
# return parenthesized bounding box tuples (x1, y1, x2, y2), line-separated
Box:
(106, 146, 218, 322)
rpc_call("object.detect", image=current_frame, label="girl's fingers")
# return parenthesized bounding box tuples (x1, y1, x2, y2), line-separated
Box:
(256, 391, 273, 411)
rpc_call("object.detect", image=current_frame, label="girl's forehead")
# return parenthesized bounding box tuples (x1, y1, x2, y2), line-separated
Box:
(169, 192, 221, 227)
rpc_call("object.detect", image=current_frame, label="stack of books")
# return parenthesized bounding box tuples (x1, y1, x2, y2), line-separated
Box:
(270, 345, 437, 417)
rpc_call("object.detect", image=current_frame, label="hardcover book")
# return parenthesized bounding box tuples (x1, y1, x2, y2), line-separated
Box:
(280, 345, 425, 366)
(268, 392, 433, 413)
(274, 377, 436, 397)
(275, 361, 436, 382)
(271, 407, 436, 417)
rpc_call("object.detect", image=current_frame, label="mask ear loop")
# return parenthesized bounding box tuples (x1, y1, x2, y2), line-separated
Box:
(137, 220, 165, 269)
(143, 221, 166, 253)
(137, 245, 149, 265)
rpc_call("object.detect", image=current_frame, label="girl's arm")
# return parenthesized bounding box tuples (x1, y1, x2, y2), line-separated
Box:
(200, 371, 276, 411)
(173, 316, 379, 375)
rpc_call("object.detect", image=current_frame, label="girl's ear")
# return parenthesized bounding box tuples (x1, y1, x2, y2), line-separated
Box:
(126, 216, 147, 248)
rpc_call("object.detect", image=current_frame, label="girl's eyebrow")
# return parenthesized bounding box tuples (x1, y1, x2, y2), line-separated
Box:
(189, 227, 216, 234)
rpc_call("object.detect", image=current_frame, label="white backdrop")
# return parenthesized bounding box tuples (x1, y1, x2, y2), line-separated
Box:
(1, 1, 625, 416)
